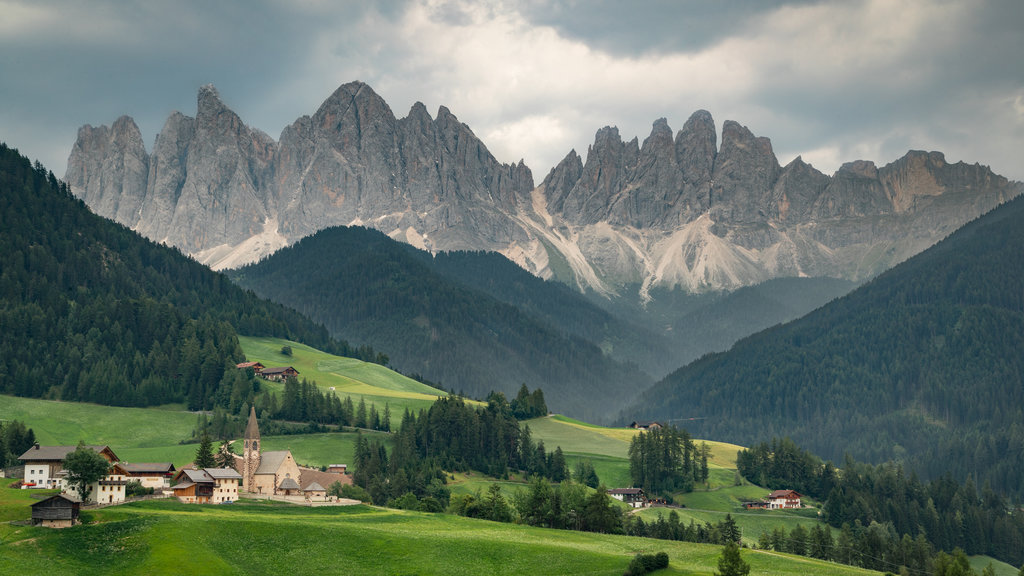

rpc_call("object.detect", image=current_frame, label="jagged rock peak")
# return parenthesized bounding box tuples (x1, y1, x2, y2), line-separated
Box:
(837, 159, 879, 179)
(197, 84, 229, 117)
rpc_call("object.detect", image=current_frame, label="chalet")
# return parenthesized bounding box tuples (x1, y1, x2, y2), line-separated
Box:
(608, 488, 647, 508)
(766, 489, 802, 509)
(236, 361, 265, 373)
(121, 462, 176, 489)
(172, 467, 242, 504)
(60, 463, 129, 504)
(327, 464, 347, 474)
(258, 366, 299, 382)
(629, 421, 663, 431)
(31, 494, 81, 528)
(19, 444, 119, 490)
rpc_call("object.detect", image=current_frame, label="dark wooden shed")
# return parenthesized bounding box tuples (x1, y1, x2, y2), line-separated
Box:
(31, 494, 81, 528)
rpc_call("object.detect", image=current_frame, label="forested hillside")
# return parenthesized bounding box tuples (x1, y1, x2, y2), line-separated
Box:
(228, 226, 652, 419)
(625, 195, 1024, 497)
(0, 143, 374, 409)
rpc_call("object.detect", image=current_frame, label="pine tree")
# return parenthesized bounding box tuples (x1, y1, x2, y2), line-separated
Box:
(714, 540, 750, 576)
(194, 431, 217, 469)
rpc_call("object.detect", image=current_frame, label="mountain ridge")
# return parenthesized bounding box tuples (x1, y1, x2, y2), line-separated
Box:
(65, 81, 1022, 299)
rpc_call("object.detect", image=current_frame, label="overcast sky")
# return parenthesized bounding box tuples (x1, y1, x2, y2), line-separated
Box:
(2, 0, 1022, 182)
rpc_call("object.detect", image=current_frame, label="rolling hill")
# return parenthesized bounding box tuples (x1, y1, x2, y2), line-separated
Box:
(228, 225, 653, 420)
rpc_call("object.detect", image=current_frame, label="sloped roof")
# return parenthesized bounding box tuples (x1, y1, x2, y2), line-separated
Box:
(260, 366, 298, 376)
(303, 482, 326, 492)
(278, 477, 301, 491)
(19, 444, 118, 463)
(300, 468, 351, 491)
(255, 451, 291, 475)
(176, 469, 215, 484)
(206, 467, 242, 480)
(768, 490, 801, 498)
(121, 462, 176, 474)
(608, 488, 644, 495)
(31, 493, 82, 507)
(172, 481, 196, 492)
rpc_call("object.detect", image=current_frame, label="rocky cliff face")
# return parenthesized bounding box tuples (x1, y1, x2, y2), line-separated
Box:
(66, 82, 1022, 296)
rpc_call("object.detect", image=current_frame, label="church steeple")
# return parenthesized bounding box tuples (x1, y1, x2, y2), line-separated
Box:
(245, 405, 261, 442)
(243, 405, 261, 492)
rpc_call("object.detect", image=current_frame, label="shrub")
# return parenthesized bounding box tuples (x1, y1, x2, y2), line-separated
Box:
(624, 552, 669, 576)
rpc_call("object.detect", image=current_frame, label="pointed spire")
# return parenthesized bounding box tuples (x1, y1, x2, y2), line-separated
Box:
(245, 405, 260, 440)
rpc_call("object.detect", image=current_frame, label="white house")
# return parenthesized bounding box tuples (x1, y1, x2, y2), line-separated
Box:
(60, 463, 129, 505)
(608, 488, 647, 508)
(19, 444, 119, 490)
(766, 489, 803, 509)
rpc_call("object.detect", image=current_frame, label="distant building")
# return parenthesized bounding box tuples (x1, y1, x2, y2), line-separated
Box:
(19, 444, 119, 490)
(31, 494, 81, 528)
(59, 463, 128, 505)
(608, 487, 647, 508)
(629, 421, 663, 431)
(241, 406, 352, 497)
(121, 462, 176, 489)
(171, 467, 242, 504)
(766, 490, 802, 509)
(258, 366, 299, 382)
(236, 361, 265, 373)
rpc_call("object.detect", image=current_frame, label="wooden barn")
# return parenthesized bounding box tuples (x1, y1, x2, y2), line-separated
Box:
(31, 494, 80, 528)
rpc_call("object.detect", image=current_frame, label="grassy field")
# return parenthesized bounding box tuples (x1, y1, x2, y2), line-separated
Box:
(238, 336, 454, 428)
(0, 488, 884, 575)
(0, 394, 389, 469)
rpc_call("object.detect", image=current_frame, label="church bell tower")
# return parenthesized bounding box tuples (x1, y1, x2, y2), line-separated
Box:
(243, 405, 261, 492)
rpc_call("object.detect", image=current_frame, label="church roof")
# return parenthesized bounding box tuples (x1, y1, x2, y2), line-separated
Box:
(278, 477, 301, 490)
(245, 406, 260, 440)
(303, 482, 326, 492)
(255, 451, 291, 475)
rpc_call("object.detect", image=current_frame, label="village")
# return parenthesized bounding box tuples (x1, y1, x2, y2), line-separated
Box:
(19, 404, 359, 528)
(17, 411, 805, 529)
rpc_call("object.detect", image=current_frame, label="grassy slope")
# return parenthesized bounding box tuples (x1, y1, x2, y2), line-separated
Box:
(0, 491, 882, 576)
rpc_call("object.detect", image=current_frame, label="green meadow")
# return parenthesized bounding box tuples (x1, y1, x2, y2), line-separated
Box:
(0, 490, 883, 576)
(238, 335, 458, 428)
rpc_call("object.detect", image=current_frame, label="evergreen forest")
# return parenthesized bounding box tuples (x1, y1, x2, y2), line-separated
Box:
(228, 225, 651, 419)
(627, 194, 1024, 499)
(0, 143, 379, 409)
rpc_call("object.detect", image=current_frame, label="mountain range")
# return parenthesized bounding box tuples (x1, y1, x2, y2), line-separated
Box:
(65, 82, 1022, 302)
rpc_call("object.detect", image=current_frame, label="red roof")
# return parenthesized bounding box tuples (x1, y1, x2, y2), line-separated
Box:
(768, 490, 802, 499)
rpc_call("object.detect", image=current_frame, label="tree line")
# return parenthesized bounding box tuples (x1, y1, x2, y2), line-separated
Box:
(738, 437, 1024, 568)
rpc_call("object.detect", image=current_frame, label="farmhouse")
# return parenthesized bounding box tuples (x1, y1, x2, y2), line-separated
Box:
(236, 361, 265, 373)
(766, 489, 803, 509)
(121, 462, 176, 489)
(258, 366, 299, 382)
(171, 467, 242, 503)
(30, 494, 81, 528)
(629, 421, 663, 431)
(19, 444, 119, 490)
(608, 487, 647, 508)
(60, 462, 129, 504)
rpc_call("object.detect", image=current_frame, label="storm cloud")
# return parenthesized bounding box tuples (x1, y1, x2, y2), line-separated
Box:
(2, 0, 1022, 181)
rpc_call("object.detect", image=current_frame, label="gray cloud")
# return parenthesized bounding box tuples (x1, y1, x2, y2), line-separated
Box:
(1, 0, 1021, 183)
